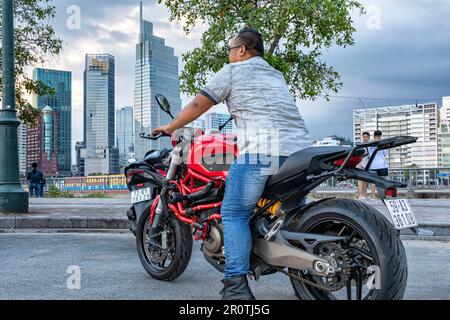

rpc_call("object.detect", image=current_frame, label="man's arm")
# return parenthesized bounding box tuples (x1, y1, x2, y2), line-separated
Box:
(152, 93, 215, 135)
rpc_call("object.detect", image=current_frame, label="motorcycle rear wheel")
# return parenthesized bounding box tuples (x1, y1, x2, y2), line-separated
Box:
(288, 198, 408, 300)
(136, 202, 193, 281)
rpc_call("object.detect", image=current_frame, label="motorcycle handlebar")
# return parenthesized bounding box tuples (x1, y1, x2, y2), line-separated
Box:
(139, 132, 170, 140)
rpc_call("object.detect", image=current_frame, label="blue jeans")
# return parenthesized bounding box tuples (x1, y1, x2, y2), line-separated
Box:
(221, 154, 287, 279)
(29, 183, 42, 198)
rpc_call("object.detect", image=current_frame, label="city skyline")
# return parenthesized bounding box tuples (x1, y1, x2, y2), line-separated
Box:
(34, 0, 450, 156)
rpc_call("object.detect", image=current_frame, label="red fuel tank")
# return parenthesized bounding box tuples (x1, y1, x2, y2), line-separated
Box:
(187, 133, 238, 180)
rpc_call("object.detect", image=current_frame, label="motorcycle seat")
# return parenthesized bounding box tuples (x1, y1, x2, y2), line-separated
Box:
(265, 146, 350, 188)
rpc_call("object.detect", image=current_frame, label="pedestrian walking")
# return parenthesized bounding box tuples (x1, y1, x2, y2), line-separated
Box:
(26, 163, 44, 198)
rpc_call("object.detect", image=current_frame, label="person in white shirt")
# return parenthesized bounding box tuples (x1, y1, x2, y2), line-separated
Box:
(357, 131, 371, 199)
(368, 130, 389, 200)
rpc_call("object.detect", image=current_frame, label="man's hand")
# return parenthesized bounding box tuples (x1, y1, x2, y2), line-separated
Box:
(151, 124, 174, 137)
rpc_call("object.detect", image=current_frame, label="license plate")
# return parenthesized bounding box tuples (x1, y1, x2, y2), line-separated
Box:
(131, 187, 152, 204)
(384, 199, 418, 230)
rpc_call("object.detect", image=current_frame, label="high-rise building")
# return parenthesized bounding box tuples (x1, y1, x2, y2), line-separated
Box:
(33, 68, 72, 175)
(353, 103, 439, 169)
(116, 106, 134, 167)
(134, 2, 181, 160)
(17, 122, 27, 175)
(205, 112, 233, 134)
(26, 106, 59, 176)
(83, 54, 119, 175)
(75, 141, 86, 176)
(440, 96, 450, 124)
(438, 97, 450, 167)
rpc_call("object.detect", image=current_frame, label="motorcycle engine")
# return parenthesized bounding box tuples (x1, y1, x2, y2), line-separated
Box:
(202, 223, 224, 259)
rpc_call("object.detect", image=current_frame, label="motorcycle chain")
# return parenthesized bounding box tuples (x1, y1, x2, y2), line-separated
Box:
(275, 267, 336, 292)
(270, 243, 351, 293)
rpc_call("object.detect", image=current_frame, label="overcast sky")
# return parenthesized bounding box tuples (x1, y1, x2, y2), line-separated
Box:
(37, 0, 450, 160)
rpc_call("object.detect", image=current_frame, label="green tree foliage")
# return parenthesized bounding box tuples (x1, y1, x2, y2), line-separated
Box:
(0, 0, 62, 124)
(159, 0, 364, 100)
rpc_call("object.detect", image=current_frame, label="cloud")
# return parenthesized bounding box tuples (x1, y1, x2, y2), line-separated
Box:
(35, 0, 450, 156)
(300, 0, 450, 140)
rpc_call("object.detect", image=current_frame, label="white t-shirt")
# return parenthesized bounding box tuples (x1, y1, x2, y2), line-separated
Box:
(357, 147, 370, 169)
(367, 147, 388, 169)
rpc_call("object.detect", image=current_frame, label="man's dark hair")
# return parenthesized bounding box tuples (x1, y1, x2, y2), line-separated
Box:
(236, 28, 264, 57)
(362, 131, 370, 137)
(374, 130, 382, 137)
(31, 162, 38, 169)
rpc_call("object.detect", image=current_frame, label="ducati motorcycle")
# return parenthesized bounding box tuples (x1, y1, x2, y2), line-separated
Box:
(125, 94, 420, 300)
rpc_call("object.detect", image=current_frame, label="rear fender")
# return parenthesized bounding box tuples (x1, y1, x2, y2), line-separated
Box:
(283, 197, 335, 228)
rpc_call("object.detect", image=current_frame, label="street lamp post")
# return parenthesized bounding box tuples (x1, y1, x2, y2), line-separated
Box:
(0, 0, 29, 212)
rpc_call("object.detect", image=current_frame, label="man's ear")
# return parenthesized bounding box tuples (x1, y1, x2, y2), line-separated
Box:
(239, 46, 246, 57)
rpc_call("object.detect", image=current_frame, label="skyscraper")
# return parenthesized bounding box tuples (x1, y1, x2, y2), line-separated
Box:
(134, 2, 181, 160)
(83, 54, 119, 175)
(205, 112, 234, 134)
(33, 68, 72, 175)
(75, 141, 86, 177)
(116, 106, 134, 167)
(27, 106, 59, 176)
(17, 122, 27, 175)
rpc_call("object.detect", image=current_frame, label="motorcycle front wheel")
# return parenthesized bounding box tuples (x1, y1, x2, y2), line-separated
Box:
(287, 198, 408, 300)
(136, 201, 193, 281)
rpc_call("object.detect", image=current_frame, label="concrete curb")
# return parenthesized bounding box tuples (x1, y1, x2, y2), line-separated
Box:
(0, 216, 131, 230)
(0, 216, 449, 237)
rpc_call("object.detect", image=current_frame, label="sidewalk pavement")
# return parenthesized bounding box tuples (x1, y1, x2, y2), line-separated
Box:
(0, 197, 449, 236)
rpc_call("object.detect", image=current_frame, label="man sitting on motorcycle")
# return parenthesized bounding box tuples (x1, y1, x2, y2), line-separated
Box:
(152, 28, 312, 300)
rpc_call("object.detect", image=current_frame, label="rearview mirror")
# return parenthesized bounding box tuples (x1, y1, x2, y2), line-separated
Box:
(155, 94, 174, 119)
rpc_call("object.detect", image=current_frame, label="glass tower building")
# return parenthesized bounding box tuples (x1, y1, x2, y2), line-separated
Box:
(83, 54, 119, 175)
(134, 2, 181, 160)
(27, 106, 59, 176)
(33, 68, 72, 175)
(116, 106, 134, 167)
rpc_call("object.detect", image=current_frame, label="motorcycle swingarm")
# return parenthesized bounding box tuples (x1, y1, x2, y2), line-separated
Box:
(280, 230, 347, 252)
(252, 227, 342, 276)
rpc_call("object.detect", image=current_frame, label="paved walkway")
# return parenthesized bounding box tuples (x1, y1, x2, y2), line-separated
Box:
(0, 197, 449, 235)
(0, 233, 448, 299)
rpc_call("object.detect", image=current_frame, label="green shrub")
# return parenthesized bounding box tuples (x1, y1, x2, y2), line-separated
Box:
(46, 185, 74, 198)
(82, 192, 109, 198)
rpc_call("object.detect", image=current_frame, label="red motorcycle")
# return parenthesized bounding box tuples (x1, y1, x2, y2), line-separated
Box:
(125, 94, 419, 300)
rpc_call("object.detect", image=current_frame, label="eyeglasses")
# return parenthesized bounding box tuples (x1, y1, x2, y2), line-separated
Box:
(227, 45, 244, 52)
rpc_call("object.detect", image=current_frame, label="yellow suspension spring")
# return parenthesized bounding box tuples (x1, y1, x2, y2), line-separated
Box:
(257, 198, 281, 216)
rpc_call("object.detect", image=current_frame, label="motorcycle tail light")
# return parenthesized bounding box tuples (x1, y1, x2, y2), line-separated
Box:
(333, 156, 363, 168)
(385, 187, 397, 198)
(126, 169, 149, 184)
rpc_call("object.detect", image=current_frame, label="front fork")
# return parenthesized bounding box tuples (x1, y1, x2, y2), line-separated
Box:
(151, 146, 183, 229)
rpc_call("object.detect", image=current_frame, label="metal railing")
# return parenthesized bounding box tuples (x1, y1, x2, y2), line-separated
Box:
(21, 168, 450, 193)
(21, 175, 128, 193)
(317, 167, 450, 191)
